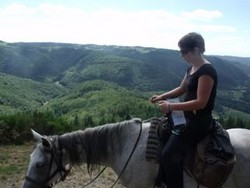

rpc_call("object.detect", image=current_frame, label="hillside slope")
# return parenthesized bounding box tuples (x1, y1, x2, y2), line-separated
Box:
(0, 42, 249, 117)
(0, 73, 65, 114)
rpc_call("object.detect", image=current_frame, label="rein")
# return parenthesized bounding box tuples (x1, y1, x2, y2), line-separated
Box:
(81, 166, 107, 187)
(82, 120, 143, 188)
(111, 120, 142, 188)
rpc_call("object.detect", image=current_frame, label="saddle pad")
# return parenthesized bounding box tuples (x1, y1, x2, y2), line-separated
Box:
(145, 117, 194, 173)
(145, 118, 162, 163)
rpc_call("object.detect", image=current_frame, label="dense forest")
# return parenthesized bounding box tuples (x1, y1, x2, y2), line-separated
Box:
(0, 41, 249, 144)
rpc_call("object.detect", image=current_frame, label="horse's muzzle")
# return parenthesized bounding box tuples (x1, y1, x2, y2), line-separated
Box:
(22, 179, 51, 188)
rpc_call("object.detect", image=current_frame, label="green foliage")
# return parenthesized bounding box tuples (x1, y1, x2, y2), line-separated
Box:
(0, 73, 66, 114)
(0, 80, 163, 144)
(219, 116, 250, 129)
(43, 80, 161, 126)
(0, 111, 73, 145)
(0, 42, 250, 145)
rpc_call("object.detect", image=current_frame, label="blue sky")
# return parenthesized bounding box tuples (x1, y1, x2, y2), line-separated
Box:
(0, 0, 249, 57)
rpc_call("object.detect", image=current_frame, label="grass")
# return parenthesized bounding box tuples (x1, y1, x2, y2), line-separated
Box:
(0, 144, 32, 188)
(0, 144, 31, 179)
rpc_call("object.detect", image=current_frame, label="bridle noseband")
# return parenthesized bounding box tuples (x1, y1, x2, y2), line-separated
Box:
(25, 137, 71, 188)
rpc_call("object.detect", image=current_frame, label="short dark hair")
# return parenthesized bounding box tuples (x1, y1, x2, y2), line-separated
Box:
(178, 32, 205, 53)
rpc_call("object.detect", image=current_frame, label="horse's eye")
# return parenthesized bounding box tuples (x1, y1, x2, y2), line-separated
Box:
(36, 163, 45, 168)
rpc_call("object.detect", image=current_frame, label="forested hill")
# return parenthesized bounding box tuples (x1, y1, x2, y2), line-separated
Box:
(0, 41, 249, 122)
(1, 42, 249, 89)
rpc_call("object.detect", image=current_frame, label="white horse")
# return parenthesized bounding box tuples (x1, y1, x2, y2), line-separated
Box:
(22, 118, 250, 188)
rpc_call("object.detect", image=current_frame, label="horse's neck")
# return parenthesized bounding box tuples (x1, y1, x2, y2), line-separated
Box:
(60, 121, 138, 167)
(59, 130, 87, 165)
(106, 119, 143, 173)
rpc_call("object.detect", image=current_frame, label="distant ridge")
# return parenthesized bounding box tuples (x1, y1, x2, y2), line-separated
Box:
(0, 42, 249, 118)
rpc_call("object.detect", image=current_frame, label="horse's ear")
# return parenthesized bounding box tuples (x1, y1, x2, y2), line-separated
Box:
(41, 137, 53, 150)
(31, 129, 42, 142)
(31, 129, 52, 150)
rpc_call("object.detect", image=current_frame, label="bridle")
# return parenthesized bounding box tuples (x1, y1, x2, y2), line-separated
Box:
(25, 137, 71, 188)
(25, 120, 142, 188)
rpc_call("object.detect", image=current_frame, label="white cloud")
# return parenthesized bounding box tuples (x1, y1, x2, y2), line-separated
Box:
(0, 3, 36, 16)
(199, 24, 236, 32)
(205, 34, 250, 56)
(181, 9, 223, 21)
(0, 3, 247, 56)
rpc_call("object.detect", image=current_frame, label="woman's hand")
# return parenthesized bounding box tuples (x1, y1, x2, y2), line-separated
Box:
(159, 100, 171, 115)
(150, 95, 162, 103)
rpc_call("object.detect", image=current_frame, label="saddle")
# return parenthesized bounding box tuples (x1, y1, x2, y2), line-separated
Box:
(145, 117, 236, 188)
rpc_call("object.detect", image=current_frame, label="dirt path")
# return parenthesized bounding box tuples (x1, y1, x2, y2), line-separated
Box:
(0, 144, 125, 188)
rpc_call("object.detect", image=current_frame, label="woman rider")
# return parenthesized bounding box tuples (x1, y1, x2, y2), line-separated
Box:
(150, 32, 218, 188)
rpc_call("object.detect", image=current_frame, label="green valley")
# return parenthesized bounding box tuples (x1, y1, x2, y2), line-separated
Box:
(0, 42, 249, 144)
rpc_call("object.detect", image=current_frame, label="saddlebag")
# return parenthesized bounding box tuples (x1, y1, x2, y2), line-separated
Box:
(193, 121, 236, 188)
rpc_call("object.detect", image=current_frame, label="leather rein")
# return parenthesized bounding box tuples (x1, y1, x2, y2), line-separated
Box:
(83, 121, 143, 188)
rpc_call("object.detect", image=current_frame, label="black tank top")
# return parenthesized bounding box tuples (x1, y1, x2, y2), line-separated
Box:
(184, 64, 217, 116)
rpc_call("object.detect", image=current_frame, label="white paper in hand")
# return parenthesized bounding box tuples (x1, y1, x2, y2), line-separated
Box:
(168, 98, 186, 126)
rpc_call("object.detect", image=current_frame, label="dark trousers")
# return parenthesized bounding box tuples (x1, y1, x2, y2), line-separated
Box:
(158, 114, 212, 188)
(161, 133, 186, 188)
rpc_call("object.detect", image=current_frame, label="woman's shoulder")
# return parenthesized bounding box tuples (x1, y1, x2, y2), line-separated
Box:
(198, 63, 217, 78)
(200, 63, 216, 72)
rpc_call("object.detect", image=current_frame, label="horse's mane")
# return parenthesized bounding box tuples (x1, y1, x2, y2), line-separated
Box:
(58, 119, 138, 173)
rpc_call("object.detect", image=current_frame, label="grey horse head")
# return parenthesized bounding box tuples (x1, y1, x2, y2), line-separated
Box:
(22, 130, 71, 188)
